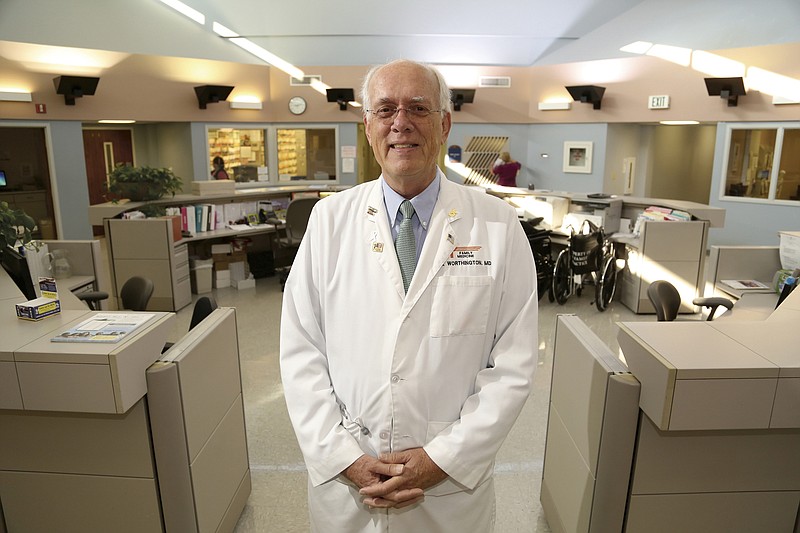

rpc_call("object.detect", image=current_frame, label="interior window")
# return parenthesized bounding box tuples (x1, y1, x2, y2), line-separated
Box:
(277, 128, 337, 182)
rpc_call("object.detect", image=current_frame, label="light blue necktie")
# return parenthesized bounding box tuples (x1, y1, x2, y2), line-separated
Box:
(395, 200, 416, 293)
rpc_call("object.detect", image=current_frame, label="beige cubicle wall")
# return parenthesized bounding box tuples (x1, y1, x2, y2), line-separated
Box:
(542, 286, 800, 533)
(0, 268, 251, 532)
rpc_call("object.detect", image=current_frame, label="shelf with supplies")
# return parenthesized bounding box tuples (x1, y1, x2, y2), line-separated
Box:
(94, 186, 348, 311)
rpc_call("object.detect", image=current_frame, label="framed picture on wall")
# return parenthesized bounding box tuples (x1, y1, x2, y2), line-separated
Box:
(563, 141, 593, 174)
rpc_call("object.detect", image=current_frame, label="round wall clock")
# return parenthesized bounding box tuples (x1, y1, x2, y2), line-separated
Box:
(288, 96, 307, 115)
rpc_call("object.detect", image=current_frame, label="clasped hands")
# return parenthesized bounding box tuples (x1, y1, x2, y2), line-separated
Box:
(343, 448, 447, 509)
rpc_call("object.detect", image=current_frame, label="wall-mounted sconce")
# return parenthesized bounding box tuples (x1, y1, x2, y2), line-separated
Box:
(194, 85, 234, 109)
(53, 76, 99, 105)
(326, 88, 355, 110)
(704, 77, 746, 107)
(0, 89, 33, 102)
(565, 85, 605, 110)
(538, 101, 571, 111)
(230, 99, 263, 110)
(450, 89, 475, 111)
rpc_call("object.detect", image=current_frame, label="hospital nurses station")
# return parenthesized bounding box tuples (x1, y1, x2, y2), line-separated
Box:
(1, 1, 800, 531)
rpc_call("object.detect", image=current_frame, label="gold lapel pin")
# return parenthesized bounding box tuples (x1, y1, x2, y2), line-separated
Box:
(372, 242, 384, 253)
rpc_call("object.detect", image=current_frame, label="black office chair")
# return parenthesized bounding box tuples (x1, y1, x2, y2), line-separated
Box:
(647, 280, 733, 321)
(79, 275, 154, 311)
(268, 196, 320, 290)
(189, 295, 218, 330)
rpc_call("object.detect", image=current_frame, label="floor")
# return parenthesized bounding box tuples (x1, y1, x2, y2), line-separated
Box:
(164, 272, 657, 533)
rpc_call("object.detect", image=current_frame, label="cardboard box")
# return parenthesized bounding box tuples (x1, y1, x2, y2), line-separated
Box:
(16, 297, 61, 321)
(192, 180, 236, 196)
(234, 278, 255, 290)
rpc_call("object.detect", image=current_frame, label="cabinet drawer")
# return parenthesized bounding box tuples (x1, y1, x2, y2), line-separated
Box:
(174, 244, 189, 266)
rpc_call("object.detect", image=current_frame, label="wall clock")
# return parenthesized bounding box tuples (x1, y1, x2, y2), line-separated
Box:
(288, 96, 307, 115)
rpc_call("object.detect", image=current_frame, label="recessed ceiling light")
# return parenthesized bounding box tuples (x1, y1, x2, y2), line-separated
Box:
(660, 120, 699, 125)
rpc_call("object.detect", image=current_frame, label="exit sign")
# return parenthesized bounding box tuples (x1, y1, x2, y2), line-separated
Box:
(648, 95, 670, 109)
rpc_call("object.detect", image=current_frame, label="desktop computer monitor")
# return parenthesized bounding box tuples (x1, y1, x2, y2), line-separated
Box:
(1, 246, 37, 300)
(0, 170, 7, 188)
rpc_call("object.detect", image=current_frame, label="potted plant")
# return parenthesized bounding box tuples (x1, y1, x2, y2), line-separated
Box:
(106, 165, 184, 203)
(0, 201, 36, 252)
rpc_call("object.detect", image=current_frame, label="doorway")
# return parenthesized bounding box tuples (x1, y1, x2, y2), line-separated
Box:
(82, 129, 134, 206)
(82, 129, 134, 235)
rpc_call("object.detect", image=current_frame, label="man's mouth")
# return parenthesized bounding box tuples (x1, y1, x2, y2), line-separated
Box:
(391, 143, 418, 149)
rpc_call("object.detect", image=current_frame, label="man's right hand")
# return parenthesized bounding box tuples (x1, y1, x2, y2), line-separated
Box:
(343, 454, 404, 489)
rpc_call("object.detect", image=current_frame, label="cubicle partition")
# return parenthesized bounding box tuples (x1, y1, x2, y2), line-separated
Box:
(542, 288, 800, 532)
(0, 271, 251, 533)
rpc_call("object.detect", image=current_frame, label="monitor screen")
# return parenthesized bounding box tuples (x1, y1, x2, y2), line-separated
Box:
(0, 170, 7, 187)
(1, 247, 37, 300)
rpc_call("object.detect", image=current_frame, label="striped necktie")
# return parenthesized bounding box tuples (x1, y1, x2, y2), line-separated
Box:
(395, 200, 416, 293)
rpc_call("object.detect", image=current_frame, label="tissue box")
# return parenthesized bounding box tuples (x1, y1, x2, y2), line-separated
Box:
(16, 297, 61, 321)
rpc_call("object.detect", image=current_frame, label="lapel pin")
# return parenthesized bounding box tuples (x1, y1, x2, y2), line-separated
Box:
(447, 233, 455, 244)
(448, 209, 458, 218)
(367, 206, 377, 216)
(372, 242, 384, 253)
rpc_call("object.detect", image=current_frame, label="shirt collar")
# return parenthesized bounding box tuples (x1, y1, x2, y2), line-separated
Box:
(381, 174, 440, 230)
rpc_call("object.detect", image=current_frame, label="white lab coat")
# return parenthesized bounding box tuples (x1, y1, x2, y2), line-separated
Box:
(280, 173, 538, 532)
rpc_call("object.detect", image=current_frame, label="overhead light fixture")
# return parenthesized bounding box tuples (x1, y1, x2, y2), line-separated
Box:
(230, 99, 263, 110)
(691, 51, 745, 78)
(450, 89, 476, 112)
(326, 88, 355, 111)
(194, 85, 234, 109)
(0, 89, 32, 102)
(157, 0, 205, 25)
(98, 119, 136, 124)
(646, 44, 692, 66)
(660, 120, 700, 125)
(704, 77, 746, 107)
(620, 41, 653, 54)
(565, 85, 605, 110)
(538, 101, 571, 111)
(53, 75, 99, 105)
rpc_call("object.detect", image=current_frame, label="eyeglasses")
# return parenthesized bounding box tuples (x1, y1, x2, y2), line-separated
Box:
(366, 104, 443, 122)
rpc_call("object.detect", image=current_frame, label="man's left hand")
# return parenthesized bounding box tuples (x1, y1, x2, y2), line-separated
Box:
(359, 448, 447, 508)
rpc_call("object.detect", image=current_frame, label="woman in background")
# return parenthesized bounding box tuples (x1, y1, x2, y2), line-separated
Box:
(491, 151, 522, 187)
(211, 156, 230, 180)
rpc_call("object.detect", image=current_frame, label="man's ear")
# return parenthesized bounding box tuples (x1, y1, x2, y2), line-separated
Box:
(440, 112, 452, 144)
(363, 115, 373, 146)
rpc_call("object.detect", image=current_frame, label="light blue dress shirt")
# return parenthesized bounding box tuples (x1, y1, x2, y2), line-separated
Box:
(381, 175, 440, 262)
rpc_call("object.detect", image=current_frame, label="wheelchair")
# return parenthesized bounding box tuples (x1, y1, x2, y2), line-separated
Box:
(551, 219, 618, 311)
(520, 217, 555, 302)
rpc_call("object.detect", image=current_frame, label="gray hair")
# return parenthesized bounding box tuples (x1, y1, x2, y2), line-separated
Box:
(360, 59, 452, 118)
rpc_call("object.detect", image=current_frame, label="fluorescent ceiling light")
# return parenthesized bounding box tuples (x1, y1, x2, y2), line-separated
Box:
(620, 41, 653, 54)
(212, 22, 238, 38)
(538, 101, 571, 111)
(228, 37, 305, 80)
(0, 89, 32, 102)
(747, 66, 800, 102)
(691, 51, 745, 78)
(646, 44, 692, 66)
(98, 119, 136, 124)
(660, 120, 699, 125)
(158, 0, 205, 25)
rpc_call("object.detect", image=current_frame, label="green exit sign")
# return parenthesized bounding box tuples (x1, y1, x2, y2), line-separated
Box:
(648, 95, 670, 109)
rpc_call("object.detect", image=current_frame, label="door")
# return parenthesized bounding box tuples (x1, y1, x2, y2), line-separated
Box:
(82, 129, 134, 206)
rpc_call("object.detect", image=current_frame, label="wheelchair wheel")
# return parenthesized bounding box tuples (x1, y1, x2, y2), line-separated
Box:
(595, 255, 617, 312)
(552, 249, 571, 305)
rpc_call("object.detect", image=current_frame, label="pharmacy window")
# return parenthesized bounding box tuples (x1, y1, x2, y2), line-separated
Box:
(276, 127, 338, 182)
(207, 127, 268, 184)
(721, 124, 800, 204)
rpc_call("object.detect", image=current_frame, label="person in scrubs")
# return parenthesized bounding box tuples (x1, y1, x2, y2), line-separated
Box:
(280, 59, 539, 532)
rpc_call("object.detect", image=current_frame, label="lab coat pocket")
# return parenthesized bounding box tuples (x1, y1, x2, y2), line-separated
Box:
(430, 275, 491, 337)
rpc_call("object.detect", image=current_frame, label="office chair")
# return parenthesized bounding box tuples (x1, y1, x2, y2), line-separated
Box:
(647, 280, 734, 321)
(79, 275, 154, 311)
(163, 296, 218, 353)
(268, 196, 320, 290)
(189, 295, 218, 330)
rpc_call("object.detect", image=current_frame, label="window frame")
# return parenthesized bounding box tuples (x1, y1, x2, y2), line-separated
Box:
(719, 122, 800, 205)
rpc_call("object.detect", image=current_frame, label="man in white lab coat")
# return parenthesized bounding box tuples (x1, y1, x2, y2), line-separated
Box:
(280, 59, 539, 532)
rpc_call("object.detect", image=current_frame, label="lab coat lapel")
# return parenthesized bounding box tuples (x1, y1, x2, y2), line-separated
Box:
(363, 182, 406, 297)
